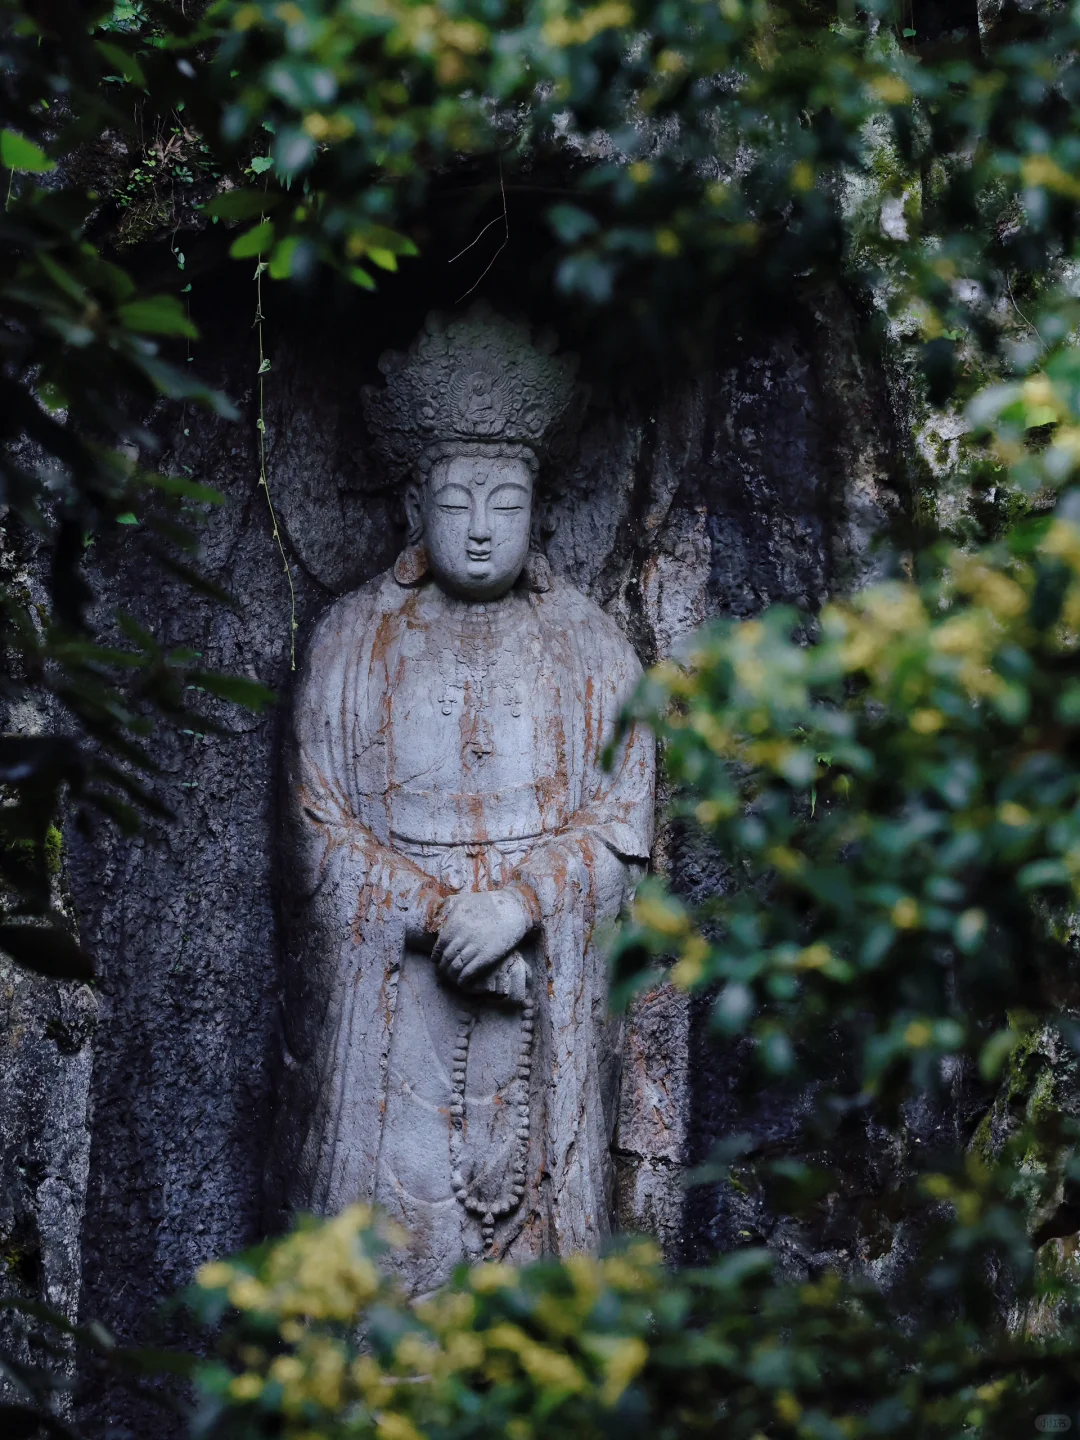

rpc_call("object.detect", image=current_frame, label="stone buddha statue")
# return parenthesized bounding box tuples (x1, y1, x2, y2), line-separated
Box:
(273, 306, 655, 1295)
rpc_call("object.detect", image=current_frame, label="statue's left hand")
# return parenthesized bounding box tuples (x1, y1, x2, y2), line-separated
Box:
(434, 886, 536, 987)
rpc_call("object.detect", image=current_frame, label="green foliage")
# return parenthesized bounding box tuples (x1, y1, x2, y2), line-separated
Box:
(0, 0, 254, 966)
(176, 1195, 1079, 1439)
(620, 508, 1080, 1103)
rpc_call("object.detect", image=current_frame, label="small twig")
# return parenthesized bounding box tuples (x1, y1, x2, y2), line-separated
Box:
(253, 185, 297, 671)
(448, 213, 507, 264)
(1006, 272, 1046, 353)
(454, 157, 508, 303)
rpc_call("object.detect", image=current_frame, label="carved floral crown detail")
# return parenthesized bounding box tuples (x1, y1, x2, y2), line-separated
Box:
(361, 303, 581, 480)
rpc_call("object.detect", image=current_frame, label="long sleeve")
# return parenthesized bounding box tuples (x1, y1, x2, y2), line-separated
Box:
(273, 585, 444, 1220)
(286, 587, 444, 930)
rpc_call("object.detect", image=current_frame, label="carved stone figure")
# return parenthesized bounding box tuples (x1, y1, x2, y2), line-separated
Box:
(273, 306, 655, 1294)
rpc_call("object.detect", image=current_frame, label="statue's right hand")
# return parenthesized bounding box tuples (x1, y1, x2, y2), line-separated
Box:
(433, 886, 533, 987)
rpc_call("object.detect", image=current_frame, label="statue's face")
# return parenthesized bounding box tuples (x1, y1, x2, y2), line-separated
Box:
(419, 453, 533, 601)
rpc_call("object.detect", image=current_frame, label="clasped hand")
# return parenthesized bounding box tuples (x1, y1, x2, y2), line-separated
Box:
(432, 887, 532, 988)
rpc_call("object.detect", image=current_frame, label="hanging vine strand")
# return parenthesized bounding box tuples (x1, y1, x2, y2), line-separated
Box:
(253, 248, 297, 672)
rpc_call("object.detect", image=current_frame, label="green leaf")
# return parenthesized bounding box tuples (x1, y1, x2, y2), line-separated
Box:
(269, 236, 299, 280)
(191, 672, 275, 710)
(0, 923, 94, 981)
(94, 39, 147, 86)
(250, 155, 274, 174)
(139, 356, 238, 416)
(348, 265, 375, 290)
(1017, 858, 1070, 890)
(979, 1028, 1021, 1082)
(548, 203, 600, 243)
(1, 129, 55, 172)
(116, 512, 139, 525)
(117, 295, 199, 339)
(143, 472, 226, 505)
(37, 253, 89, 304)
(230, 220, 274, 258)
(364, 225, 418, 256)
(203, 189, 279, 221)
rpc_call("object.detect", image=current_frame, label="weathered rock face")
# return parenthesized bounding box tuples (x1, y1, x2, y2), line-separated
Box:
(60, 263, 899, 1431)
(0, 522, 97, 1401)
(0, 962, 96, 1347)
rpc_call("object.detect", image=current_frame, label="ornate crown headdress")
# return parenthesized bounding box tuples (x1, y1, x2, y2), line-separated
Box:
(362, 303, 581, 481)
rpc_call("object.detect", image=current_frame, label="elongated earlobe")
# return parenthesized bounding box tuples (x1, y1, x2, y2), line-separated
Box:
(393, 543, 430, 587)
(520, 549, 552, 592)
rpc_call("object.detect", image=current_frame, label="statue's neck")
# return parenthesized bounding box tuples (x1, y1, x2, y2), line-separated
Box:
(404, 578, 536, 639)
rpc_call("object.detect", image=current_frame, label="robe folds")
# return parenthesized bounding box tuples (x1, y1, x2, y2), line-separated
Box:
(271, 565, 654, 1295)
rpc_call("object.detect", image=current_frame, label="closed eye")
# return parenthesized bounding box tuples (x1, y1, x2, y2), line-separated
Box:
(438, 503, 470, 512)
(493, 503, 523, 512)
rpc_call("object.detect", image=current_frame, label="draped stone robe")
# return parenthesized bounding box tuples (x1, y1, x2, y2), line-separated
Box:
(273, 565, 654, 1295)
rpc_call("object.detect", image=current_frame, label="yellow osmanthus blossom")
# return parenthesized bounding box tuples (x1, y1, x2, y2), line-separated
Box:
(671, 931, 710, 989)
(1040, 518, 1080, 570)
(565, 1251, 604, 1308)
(633, 890, 690, 938)
(951, 557, 1029, 621)
(891, 896, 920, 929)
(229, 1371, 264, 1401)
(598, 1240, 662, 1291)
(695, 796, 737, 825)
(467, 1260, 519, 1293)
(395, 1331, 441, 1373)
(798, 942, 833, 970)
(790, 159, 814, 191)
(375, 1413, 426, 1440)
(302, 112, 355, 142)
(998, 802, 1032, 827)
(1019, 371, 1062, 428)
(904, 1020, 934, 1048)
(228, 1275, 270, 1310)
(197, 1260, 236, 1288)
(775, 1389, 804, 1424)
(542, 2, 633, 47)
(869, 73, 910, 105)
(1020, 152, 1080, 200)
(485, 1322, 588, 1394)
(583, 1333, 649, 1405)
(415, 1287, 477, 1330)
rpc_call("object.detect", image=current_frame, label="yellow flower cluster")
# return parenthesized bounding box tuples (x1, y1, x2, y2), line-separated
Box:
(199, 1204, 389, 1323)
(382, 0, 488, 83)
(662, 517, 1080, 753)
(541, 2, 633, 48)
(197, 1208, 662, 1437)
